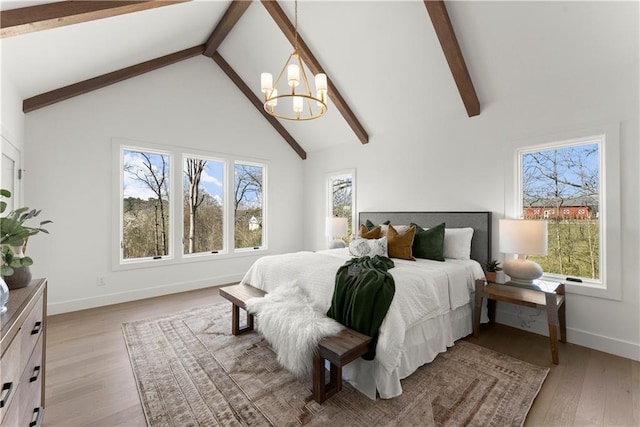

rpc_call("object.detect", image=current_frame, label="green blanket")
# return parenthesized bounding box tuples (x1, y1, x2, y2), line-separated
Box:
(326, 255, 396, 360)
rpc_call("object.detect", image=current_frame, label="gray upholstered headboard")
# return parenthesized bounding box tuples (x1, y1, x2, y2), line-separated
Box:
(358, 212, 492, 266)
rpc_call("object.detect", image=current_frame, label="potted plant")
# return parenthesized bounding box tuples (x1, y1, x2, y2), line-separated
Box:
(0, 189, 51, 289)
(483, 259, 502, 283)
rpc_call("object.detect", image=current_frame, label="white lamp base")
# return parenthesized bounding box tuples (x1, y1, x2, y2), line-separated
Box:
(503, 258, 543, 286)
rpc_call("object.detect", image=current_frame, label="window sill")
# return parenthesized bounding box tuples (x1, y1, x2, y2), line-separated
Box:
(112, 248, 270, 272)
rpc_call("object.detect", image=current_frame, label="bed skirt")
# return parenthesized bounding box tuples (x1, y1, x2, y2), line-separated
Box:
(342, 298, 489, 400)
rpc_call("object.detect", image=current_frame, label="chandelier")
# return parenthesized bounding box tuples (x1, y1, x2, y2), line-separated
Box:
(260, 0, 328, 121)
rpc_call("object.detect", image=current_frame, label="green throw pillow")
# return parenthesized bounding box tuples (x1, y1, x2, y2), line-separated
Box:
(411, 222, 445, 261)
(365, 219, 391, 230)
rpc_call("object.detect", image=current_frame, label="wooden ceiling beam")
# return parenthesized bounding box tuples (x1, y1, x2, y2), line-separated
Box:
(1, 1, 189, 39)
(423, 0, 480, 117)
(260, 0, 369, 145)
(210, 52, 307, 160)
(23, 45, 205, 113)
(203, 0, 252, 57)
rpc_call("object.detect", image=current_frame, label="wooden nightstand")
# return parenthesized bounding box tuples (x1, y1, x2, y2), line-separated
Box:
(473, 279, 566, 364)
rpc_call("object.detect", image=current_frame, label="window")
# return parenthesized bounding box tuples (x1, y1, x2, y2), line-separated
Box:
(234, 162, 264, 250)
(115, 140, 267, 268)
(520, 140, 601, 282)
(183, 156, 225, 255)
(327, 170, 355, 245)
(513, 126, 622, 300)
(122, 148, 171, 260)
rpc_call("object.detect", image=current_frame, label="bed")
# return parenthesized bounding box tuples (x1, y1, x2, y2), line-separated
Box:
(240, 211, 492, 399)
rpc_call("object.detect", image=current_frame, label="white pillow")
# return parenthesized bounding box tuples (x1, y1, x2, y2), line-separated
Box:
(349, 236, 388, 258)
(444, 228, 474, 260)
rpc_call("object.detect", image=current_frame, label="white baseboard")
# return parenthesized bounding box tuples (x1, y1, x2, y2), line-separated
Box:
(495, 309, 640, 362)
(47, 274, 244, 315)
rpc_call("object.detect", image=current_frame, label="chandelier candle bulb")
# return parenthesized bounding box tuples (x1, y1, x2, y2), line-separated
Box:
(315, 73, 327, 91)
(293, 96, 303, 113)
(268, 89, 278, 107)
(261, 73, 273, 92)
(287, 64, 300, 88)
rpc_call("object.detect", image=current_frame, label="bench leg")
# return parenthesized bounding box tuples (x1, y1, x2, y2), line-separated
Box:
(312, 354, 342, 404)
(231, 303, 254, 335)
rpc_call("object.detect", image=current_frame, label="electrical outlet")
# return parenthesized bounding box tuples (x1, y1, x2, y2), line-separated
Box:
(97, 277, 106, 286)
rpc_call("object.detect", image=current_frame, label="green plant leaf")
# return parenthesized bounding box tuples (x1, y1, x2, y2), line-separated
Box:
(1, 265, 14, 276)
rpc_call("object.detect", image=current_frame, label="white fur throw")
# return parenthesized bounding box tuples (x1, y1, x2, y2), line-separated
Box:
(245, 285, 343, 377)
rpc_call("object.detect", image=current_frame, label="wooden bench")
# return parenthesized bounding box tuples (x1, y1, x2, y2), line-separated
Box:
(219, 284, 372, 404)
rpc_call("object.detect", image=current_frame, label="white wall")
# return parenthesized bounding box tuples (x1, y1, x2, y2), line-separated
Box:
(23, 56, 305, 314)
(302, 61, 639, 360)
(1, 70, 25, 155)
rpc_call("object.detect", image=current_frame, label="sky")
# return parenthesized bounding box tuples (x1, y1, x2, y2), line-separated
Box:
(123, 150, 259, 206)
(522, 142, 599, 200)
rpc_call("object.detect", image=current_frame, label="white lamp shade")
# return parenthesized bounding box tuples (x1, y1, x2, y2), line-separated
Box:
(260, 73, 273, 92)
(293, 96, 303, 113)
(499, 219, 548, 256)
(326, 217, 348, 238)
(315, 73, 327, 91)
(287, 64, 300, 87)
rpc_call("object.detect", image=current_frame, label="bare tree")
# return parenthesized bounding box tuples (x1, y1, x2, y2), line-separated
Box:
(234, 165, 263, 214)
(124, 152, 169, 256)
(184, 159, 207, 253)
(522, 145, 599, 278)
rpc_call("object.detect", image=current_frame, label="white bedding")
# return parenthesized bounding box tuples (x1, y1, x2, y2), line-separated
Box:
(239, 248, 486, 399)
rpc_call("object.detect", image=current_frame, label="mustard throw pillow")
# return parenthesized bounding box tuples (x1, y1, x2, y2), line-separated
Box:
(359, 224, 382, 239)
(387, 224, 416, 260)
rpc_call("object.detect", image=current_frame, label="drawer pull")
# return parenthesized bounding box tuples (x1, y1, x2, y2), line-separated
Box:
(31, 321, 42, 335)
(30, 366, 42, 382)
(0, 382, 13, 408)
(30, 407, 44, 427)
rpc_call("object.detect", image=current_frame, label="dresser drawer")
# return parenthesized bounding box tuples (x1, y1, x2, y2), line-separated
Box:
(0, 331, 22, 423)
(16, 334, 44, 427)
(20, 294, 44, 364)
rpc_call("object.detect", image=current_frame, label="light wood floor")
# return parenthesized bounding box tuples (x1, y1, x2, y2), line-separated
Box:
(43, 286, 639, 427)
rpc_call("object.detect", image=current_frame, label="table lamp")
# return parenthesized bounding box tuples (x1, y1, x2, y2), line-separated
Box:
(499, 219, 548, 286)
(326, 217, 348, 249)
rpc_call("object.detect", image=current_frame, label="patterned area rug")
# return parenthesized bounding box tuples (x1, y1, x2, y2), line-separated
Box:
(122, 302, 548, 427)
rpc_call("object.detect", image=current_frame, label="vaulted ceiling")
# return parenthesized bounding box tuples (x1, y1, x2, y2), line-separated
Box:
(1, 1, 637, 158)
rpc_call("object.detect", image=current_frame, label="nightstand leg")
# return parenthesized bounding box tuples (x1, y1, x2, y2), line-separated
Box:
(558, 284, 567, 343)
(559, 302, 566, 343)
(545, 292, 560, 364)
(473, 279, 483, 337)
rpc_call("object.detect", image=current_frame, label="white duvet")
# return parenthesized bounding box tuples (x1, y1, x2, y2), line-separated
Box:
(240, 248, 485, 396)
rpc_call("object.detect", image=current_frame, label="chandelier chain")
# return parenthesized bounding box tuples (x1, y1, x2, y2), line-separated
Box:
(294, 0, 298, 52)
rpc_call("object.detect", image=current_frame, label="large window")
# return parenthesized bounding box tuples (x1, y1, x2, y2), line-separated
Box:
(512, 126, 621, 300)
(518, 138, 602, 284)
(122, 149, 171, 260)
(234, 162, 264, 250)
(183, 156, 225, 255)
(116, 141, 267, 267)
(327, 170, 355, 245)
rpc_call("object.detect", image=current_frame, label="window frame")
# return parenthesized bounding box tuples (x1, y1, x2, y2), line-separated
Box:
(233, 160, 267, 253)
(119, 144, 174, 264)
(507, 124, 621, 300)
(112, 138, 269, 271)
(326, 169, 357, 245)
(181, 153, 228, 258)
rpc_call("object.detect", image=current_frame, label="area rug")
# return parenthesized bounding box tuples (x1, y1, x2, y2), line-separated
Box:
(122, 302, 548, 427)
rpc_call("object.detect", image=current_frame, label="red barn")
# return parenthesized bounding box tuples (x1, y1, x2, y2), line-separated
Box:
(524, 206, 592, 219)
